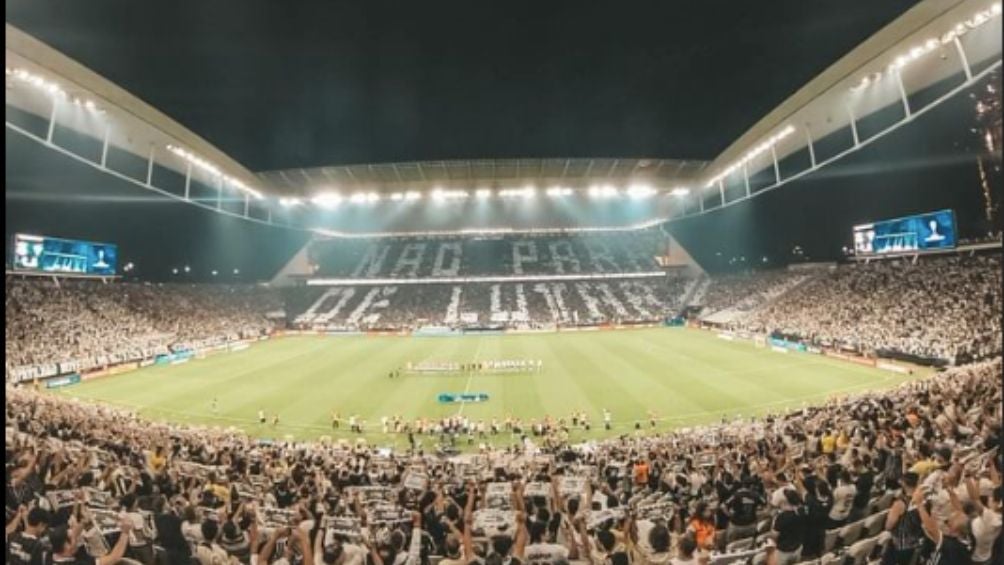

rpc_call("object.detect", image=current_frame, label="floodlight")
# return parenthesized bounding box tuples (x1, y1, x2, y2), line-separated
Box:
(311, 193, 342, 209)
(626, 184, 656, 199)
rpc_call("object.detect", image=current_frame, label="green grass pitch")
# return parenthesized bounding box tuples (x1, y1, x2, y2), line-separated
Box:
(55, 328, 924, 450)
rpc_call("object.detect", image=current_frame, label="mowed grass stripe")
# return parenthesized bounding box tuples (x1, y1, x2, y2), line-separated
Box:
(57, 329, 923, 448)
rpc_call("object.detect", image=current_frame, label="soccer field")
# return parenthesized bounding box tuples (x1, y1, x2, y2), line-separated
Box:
(56, 328, 923, 449)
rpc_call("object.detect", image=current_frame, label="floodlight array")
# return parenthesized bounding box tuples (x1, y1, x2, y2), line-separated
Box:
(167, 145, 263, 199)
(626, 184, 657, 199)
(300, 183, 683, 208)
(310, 217, 666, 239)
(431, 188, 470, 201)
(588, 185, 619, 199)
(851, 2, 1001, 92)
(348, 191, 381, 204)
(705, 125, 796, 188)
(310, 193, 342, 209)
(498, 186, 537, 199)
(6, 67, 105, 114)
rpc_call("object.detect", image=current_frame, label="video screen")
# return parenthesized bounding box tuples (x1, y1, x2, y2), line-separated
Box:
(12, 234, 118, 276)
(852, 209, 956, 255)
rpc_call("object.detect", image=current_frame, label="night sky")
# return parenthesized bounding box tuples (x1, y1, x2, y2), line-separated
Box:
(7, 0, 919, 169)
(5, 1, 1001, 278)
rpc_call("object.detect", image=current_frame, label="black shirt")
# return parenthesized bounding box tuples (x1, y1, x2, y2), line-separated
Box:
(773, 509, 807, 553)
(8, 532, 47, 565)
(853, 471, 874, 509)
(726, 488, 762, 526)
(45, 553, 96, 565)
(927, 535, 972, 565)
(152, 512, 190, 555)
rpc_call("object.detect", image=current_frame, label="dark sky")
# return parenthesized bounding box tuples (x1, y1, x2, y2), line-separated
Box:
(7, 0, 919, 170)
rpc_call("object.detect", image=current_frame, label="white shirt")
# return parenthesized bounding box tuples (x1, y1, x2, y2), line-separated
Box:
(120, 510, 151, 546)
(315, 542, 367, 565)
(971, 507, 1002, 562)
(771, 486, 791, 509)
(524, 542, 570, 564)
(829, 484, 857, 521)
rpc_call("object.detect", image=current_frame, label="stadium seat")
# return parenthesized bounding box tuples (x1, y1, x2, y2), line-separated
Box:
(839, 520, 864, 547)
(866, 495, 881, 513)
(725, 537, 754, 552)
(823, 528, 841, 554)
(863, 510, 887, 537)
(845, 535, 880, 565)
(872, 492, 895, 512)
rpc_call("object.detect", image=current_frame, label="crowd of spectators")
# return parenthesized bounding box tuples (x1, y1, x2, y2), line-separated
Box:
(8, 252, 1001, 377)
(699, 273, 812, 317)
(5, 355, 1001, 565)
(5, 278, 282, 380)
(291, 278, 690, 330)
(735, 255, 1002, 364)
(308, 231, 668, 279)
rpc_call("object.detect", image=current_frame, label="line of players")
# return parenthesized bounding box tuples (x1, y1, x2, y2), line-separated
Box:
(323, 408, 660, 435)
(396, 359, 544, 376)
(212, 398, 661, 437)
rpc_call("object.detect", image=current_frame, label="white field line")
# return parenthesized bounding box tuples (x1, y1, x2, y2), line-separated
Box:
(455, 337, 485, 417)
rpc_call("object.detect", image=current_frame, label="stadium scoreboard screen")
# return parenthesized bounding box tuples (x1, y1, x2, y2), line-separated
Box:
(852, 209, 956, 255)
(11, 234, 118, 276)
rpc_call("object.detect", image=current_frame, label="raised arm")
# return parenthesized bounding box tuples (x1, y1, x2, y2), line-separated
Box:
(96, 519, 134, 565)
(912, 485, 941, 546)
(964, 477, 985, 514)
(885, 498, 906, 532)
(513, 511, 528, 561)
(6, 506, 25, 537)
(293, 523, 313, 565)
(404, 512, 423, 565)
(258, 527, 286, 564)
(511, 481, 526, 515)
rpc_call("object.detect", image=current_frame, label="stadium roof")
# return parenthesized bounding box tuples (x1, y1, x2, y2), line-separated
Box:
(713, 0, 1002, 173)
(255, 158, 707, 197)
(5, 0, 1002, 230)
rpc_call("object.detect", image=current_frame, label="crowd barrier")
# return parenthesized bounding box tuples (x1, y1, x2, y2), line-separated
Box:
(768, 337, 807, 353)
(875, 348, 950, 368)
(876, 361, 913, 374)
(823, 349, 877, 367)
(412, 326, 463, 337)
(45, 374, 80, 389)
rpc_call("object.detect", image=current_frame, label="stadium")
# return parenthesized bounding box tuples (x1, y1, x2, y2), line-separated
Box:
(4, 1, 1002, 565)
